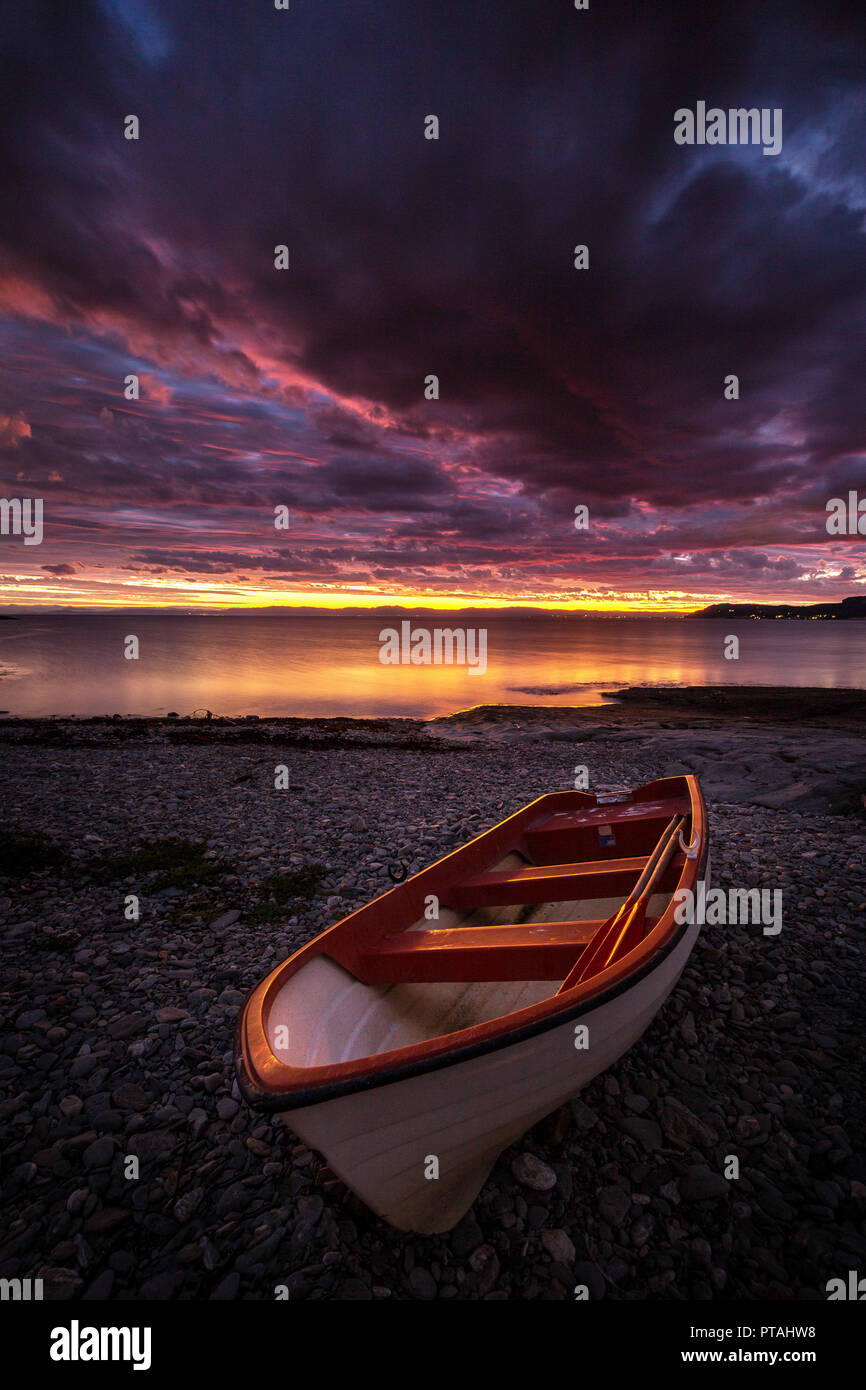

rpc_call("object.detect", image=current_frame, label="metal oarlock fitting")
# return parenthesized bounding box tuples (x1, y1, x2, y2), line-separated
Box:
(678, 827, 700, 858)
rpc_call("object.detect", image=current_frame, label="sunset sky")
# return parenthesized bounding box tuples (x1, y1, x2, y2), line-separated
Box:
(1, 0, 864, 612)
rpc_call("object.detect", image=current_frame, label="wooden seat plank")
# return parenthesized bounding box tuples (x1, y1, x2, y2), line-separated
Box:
(525, 797, 691, 861)
(527, 796, 690, 835)
(450, 855, 647, 909)
(357, 920, 602, 983)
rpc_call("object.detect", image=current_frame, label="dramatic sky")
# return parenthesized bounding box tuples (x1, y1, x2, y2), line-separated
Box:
(1, 0, 864, 611)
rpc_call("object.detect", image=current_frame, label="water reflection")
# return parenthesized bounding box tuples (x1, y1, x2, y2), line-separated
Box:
(0, 613, 863, 717)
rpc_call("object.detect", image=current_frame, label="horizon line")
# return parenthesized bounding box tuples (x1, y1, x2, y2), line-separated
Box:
(0, 594, 861, 618)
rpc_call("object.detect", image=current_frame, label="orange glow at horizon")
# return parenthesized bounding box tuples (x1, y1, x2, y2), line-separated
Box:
(0, 570, 746, 614)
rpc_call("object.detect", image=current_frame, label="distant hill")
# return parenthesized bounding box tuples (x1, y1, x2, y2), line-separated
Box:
(689, 596, 866, 620)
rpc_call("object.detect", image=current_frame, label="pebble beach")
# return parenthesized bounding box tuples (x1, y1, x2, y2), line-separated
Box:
(1, 687, 864, 1300)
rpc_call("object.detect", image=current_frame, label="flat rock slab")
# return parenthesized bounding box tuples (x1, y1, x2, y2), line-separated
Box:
(634, 727, 866, 814)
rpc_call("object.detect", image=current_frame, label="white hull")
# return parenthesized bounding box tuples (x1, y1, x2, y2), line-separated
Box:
(285, 914, 701, 1233)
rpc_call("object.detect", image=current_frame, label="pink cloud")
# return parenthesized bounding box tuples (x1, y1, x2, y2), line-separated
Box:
(0, 411, 31, 447)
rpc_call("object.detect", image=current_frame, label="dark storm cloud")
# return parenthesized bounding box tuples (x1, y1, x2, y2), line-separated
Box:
(1, 1, 865, 600)
(125, 547, 375, 580)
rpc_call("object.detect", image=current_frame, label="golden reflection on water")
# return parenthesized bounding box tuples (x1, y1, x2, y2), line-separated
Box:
(0, 614, 861, 717)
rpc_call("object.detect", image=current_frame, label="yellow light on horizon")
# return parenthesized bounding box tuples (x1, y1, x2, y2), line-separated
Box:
(0, 571, 734, 614)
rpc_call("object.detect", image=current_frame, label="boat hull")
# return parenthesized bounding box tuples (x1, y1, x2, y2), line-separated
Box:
(237, 775, 709, 1233)
(284, 912, 702, 1233)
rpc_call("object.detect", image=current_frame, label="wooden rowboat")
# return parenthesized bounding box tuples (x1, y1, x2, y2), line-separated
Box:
(236, 774, 708, 1233)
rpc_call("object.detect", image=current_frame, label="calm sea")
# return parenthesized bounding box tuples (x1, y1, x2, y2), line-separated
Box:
(0, 613, 864, 719)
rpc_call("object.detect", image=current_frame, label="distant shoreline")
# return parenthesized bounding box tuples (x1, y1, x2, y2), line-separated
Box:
(1, 685, 864, 737)
(1, 597, 865, 619)
(686, 596, 866, 621)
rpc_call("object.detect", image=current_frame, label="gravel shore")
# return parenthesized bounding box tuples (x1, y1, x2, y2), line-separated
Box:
(1, 695, 864, 1300)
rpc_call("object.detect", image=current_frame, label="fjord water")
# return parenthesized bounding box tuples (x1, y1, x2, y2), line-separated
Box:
(0, 612, 864, 719)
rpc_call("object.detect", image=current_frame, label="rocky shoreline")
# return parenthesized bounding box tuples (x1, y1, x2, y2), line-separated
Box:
(1, 691, 864, 1300)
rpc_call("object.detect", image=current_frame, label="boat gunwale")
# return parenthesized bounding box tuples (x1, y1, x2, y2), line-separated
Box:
(236, 776, 707, 1112)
